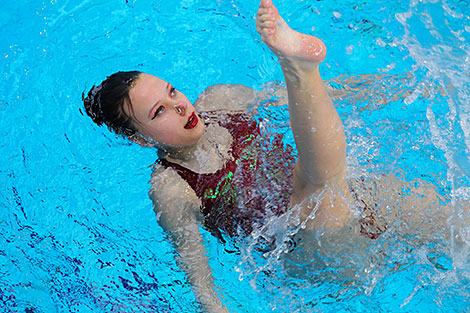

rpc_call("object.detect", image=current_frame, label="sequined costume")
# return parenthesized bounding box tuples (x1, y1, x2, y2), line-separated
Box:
(160, 111, 296, 240)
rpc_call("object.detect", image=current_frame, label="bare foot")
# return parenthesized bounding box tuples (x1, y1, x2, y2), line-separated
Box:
(256, 0, 326, 70)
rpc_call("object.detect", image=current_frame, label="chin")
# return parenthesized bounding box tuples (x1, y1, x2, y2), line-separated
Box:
(182, 132, 205, 147)
(190, 132, 204, 146)
(190, 122, 204, 138)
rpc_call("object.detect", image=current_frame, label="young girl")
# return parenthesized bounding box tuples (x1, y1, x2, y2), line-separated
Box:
(83, 0, 447, 312)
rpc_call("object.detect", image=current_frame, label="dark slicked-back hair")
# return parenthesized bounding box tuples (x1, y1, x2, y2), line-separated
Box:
(83, 71, 142, 136)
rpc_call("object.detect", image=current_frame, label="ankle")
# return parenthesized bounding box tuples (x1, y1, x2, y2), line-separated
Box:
(281, 61, 320, 79)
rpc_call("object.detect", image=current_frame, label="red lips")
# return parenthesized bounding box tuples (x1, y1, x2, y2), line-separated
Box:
(184, 112, 198, 129)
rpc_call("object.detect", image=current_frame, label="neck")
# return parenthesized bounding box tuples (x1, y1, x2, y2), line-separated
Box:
(157, 125, 232, 174)
(158, 143, 198, 162)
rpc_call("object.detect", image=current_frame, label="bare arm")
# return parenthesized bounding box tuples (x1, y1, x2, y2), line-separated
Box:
(326, 72, 414, 108)
(149, 167, 229, 313)
(194, 83, 288, 113)
(194, 73, 415, 114)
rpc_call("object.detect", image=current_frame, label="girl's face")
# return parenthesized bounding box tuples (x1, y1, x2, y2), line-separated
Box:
(126, 73, 205, 148)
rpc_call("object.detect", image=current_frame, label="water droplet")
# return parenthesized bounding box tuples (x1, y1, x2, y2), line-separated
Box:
(333, 11, 342, 19)
(376, 37, 386, 47)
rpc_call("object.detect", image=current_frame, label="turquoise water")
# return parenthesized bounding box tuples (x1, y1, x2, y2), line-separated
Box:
(1, 0, 470, 312)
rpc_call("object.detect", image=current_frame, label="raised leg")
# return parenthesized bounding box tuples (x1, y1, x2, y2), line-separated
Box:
(256, 0, 350, 228)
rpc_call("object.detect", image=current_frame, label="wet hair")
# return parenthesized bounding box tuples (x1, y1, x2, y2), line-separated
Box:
(83, 71, 142, 136)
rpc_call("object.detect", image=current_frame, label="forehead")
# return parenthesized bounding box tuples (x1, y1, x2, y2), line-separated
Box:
(130, 74, 167, 104)
(127, 74, 167, 118)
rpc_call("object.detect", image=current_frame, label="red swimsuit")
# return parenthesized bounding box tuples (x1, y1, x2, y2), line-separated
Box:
(160, 111, 296, 241)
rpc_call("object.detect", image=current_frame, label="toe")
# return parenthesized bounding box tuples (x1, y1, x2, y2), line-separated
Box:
(260, 20, 275, 28)
(257, 11, 276, 26)
(257, 9, 272, 21)
(259, 0, 272, 9)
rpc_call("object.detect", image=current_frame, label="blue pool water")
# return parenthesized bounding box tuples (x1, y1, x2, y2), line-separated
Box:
(1, 0, 470, 312)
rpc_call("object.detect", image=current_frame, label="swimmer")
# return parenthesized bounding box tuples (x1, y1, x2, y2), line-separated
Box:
(83, 1, 350, 311)
(83, 0, 456, 312)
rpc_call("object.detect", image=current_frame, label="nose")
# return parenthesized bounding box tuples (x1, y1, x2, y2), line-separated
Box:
(174, 102, 186, 116)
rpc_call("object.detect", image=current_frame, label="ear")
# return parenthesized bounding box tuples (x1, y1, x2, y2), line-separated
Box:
(128, 133, 157, 147)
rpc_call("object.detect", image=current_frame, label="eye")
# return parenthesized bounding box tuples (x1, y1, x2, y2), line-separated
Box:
(152, 105, 165, 119)
(170, 87, 176, 97)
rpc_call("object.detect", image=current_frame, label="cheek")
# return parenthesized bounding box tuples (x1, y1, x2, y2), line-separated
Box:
(139, 123, 167, 142)
(197, 121, 206, 136)
(142, 122, 183, 145)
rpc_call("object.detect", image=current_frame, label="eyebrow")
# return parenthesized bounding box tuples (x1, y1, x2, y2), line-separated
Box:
(148, 82, 171, 119)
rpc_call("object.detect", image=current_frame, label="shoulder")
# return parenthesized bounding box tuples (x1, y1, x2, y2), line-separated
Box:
(149, 164, 201, 219)
(194, 84, 258, 112)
